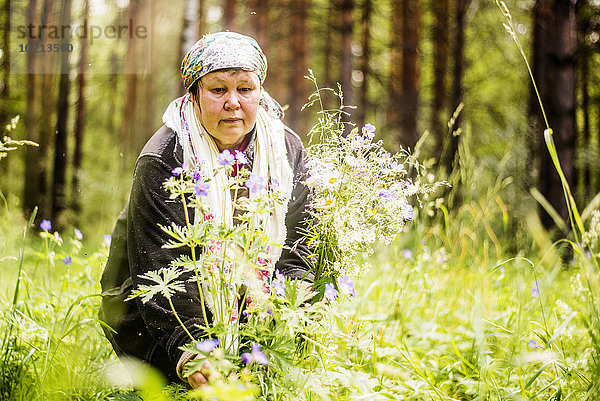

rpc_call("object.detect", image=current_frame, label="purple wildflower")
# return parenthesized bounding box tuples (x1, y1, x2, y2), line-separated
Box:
(191, 168, 202, 182)
(378, 189, 395, 199)
(245, 174, 266, 194)
(74, 228, 83, 240)
(171, 166, 183, 177)
(241, 343, 268, 365)
(403, 204, 414, 221)
(103, 234, 112, 247)
(532, 280, 540, 298)
(234, 150, 249, 165)
(196, 338, 219, 353)
(242, 310, 249, 317)
(272, 269, 286, 297)
(338, 276, 358, 297)
(40, 219, 52, 231)
(527, 339, 540, 349)
(361, 123, 376, 140)
(324, 282, 338, 301)
(194, 181, 210, 197)
(403, 249, 413, 260)
(217, 150, 235, 166)
(62, 256, 72, 266)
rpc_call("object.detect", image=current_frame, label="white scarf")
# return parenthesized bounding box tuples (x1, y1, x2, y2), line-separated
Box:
(162, 94, 293, 263)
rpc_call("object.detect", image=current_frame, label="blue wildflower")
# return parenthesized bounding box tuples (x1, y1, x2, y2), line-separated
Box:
(527, 339, 540, 349)
(62, 256, 72, 266)
(217, 150, 235, 166)
(196, 338, 219, 353)
(192, 168, 202, 182)
(40, 219, 52, 231)
(532, 280, 540, 298)
(245, 174, 266, 194)
(234, 150, 249, 165)
(194, 181, 210, 197)
(272, 269, 286, 297)
(242, 310, 249, 317)
(74, 228, 83, 240)
(338, 276, 358, 297)
(324, 282, 338, 301)
(403, 204, 414, 221)
(171, 166, 183, 177)
(378, 189, 395, 199)
(361, 123, 376, 140)
(403, 249, 413, 260)
(241, 343, 268, 365)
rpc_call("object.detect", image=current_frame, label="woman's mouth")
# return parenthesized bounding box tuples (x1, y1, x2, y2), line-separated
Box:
(222, 118, 242, 124)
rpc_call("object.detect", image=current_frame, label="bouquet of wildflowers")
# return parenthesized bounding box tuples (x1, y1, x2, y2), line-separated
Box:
(303, 72, 439, 286)
(127, 146, 361, 397)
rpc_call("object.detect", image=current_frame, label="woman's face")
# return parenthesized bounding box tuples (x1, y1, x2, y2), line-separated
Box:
(194, 70, 261, 151)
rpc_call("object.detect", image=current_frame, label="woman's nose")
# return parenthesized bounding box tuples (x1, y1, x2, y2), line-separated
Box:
(224, 91, 241, 110)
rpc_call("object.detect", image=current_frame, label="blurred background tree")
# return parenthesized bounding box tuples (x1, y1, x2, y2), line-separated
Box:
(0, 0, 599, 244)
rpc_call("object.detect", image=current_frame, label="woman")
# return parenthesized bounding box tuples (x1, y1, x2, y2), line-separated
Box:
(99, 32, 313, 388)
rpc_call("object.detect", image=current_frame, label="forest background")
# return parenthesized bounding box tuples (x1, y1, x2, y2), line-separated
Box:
(2, 0, 600, 399)
(1, 0, 598, 241)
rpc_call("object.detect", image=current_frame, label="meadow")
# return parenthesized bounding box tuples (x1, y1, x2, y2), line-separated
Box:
(1, 128, 599, 400)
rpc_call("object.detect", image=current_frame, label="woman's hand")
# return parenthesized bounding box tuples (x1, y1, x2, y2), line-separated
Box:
(187, 355, 212, 389)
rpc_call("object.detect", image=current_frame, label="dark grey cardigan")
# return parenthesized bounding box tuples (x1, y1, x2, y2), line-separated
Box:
(99, 125, 313, 382)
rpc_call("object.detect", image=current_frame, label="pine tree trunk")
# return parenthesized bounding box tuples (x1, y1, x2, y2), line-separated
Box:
(181, 0, 199, 62)
(432, 0, 450, 160)
(120, 0, 141, 153)
(72, 0, 89, 218)
(248, 0, 269, 51)
(287, 0, 309, 137)
(322, 1, 336, 90)
(223, 0, 237, 31)
(357, 0, 371, 128)
(580, 45, 590, 198)
(339, 0, 354, 121)
(442, 0, 466, 173)
(388, 0, 402, 148)
(198, 0, 205, 37)
(37, 0, 58, 216)
(400, 0, 420, 150)
(532, 0, 578, 229)
(1, 0, 10, 120)
(51, 0, 72, 226)
(23, 0, 40, 216)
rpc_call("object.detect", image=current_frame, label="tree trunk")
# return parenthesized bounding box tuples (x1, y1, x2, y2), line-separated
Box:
(181, 0, 199, 64)
(432, 0, 450, 160)
(223, 0, 237, 31)
(287, 0, 309, 137)
(442, 0, 467, 173)
(580, 44, 590, 198)
(23, 0, 40, 216)
(357, 0, 371, 128)
(1, 0, 10, 118)
(322, 1, 336, 90)
(120, 0, 141, 153)
(532, 0, 578, 229)
(388, 0, 403, 149)
(400, 0, 420, 150)
(51, 0, 72, 225)
(198, 0, 205, 37)
(72, 0, 89, 218)
(248, 0, 269, 51)
(37, 0, 58, 216)
(339, 0, 354, 121)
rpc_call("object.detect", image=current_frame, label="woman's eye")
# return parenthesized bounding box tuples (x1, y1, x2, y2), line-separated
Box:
(239, 87, 252, 93)
(211, 88, 225, 93)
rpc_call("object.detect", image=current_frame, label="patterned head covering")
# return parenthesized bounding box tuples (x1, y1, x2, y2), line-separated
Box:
(181, 31, 268, 91)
